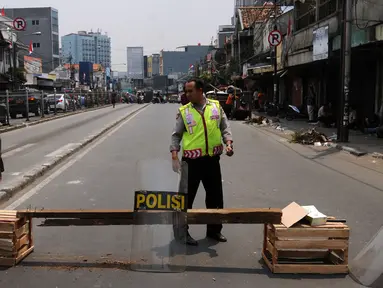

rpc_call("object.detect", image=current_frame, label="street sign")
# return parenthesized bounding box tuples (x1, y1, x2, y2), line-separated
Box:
(268, 30, 282, 47)
(13, 17, 26, 31)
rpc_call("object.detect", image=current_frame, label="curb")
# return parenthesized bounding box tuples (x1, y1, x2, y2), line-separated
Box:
(372, 152, 383, 159)
(0, 104, 114, 134)
(334, 145, 368, 157)
(249, 123, 371, 157)
(0, 104, 149, 204)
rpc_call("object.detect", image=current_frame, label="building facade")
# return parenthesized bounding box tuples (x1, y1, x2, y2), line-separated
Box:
(217, 25, 235, 49)
(61, 30, 111, 69)
(126, 46, 144, 80)
(152, 53, 160, 76)
(143, 55, 148, 78)
(160, 45, 213, 76)
(147, 55, 153, 77)
(227, 0, 383, 126)
(4, 7, 60, 73)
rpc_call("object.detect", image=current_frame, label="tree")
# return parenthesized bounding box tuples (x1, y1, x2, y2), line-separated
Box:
(7, 67, 26, 87)
(199, 71, 212, 83)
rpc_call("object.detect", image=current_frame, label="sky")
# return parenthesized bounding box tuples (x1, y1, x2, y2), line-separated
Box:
(2, 0, 234, 71)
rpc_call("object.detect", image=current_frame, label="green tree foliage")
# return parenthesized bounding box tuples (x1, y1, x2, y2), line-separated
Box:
(7, 67, 26, 84)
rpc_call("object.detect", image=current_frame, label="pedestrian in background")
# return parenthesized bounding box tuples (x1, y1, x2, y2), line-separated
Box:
(111, 90, 117, 108)
(307, 83, 316, 122)
(170, 78, 233, 246)
(253, 88, 259, 109)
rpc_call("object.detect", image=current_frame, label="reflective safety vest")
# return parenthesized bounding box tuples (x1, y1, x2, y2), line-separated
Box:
(179, 99, 223, 159)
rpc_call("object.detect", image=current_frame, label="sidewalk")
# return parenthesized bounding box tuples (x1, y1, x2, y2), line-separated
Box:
(251, 111, 383, 157)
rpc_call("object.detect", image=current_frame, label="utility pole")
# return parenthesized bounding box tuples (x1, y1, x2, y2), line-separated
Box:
(69, 54, 75, 88)
(338, 0, 352, 142)
(273, 0, 279, 105)
(12, 43, 17, 91)
(8, 45, 12, 90)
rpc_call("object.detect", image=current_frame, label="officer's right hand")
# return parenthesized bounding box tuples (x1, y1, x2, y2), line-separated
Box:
(172, 158, 181, 173)
(171, 152, 181, 173)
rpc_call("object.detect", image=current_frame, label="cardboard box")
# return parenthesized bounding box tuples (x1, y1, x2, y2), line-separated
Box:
(281, 202, 308, 228)
(302, 205, 327, 226)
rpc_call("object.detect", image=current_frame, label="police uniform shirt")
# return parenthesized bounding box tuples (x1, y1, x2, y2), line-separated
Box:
(170, 98, 233, 152)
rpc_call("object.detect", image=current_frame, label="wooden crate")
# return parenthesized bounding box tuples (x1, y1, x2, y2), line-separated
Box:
(0, 210, 34, 267)
(262, 221, 349, 274)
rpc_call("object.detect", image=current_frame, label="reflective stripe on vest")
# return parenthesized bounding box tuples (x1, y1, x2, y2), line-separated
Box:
(180, 100, 223, 158)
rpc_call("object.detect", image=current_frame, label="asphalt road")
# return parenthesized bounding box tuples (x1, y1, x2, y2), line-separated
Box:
(1, 103, 383, 287)
(0, 103, 138, 191)
(3, 110, 81, 127)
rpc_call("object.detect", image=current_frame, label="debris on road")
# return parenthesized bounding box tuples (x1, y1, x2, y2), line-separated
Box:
(244, 115, 280, 126)
(246, 116, 335, 146)
(244, 115, 266, 125)
(290, 128, 330, 145)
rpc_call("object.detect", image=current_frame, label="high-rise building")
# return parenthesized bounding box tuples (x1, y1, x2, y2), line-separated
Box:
(146, 54, 160, 78)
(61, 30, 111, 68)
(126, 47, 144, 80)
(143, 55, 148, 78)
(160, 45, 213, 76)
(147, 55, 153, 77)
(4, 7, 60, 73)
(152, 54, 160, 76)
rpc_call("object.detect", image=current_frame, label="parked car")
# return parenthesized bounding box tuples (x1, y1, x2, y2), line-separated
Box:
(8, 90, 44, 119)
(46, 94, 71, 111)
(0, 104, 6, 124)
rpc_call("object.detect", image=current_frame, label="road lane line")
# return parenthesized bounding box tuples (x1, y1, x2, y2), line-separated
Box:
(4, 105, 149, 210)
(45, 143, 82, 157)
(3, 143, 36, 158)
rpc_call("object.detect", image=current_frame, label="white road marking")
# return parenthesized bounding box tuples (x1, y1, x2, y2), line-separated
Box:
(3, 143, 36, 158)
(5, 106, 148, 210)
(67, 180, 82, 185)
(11, 172, 21, 176)
(45, 143, 82, 158)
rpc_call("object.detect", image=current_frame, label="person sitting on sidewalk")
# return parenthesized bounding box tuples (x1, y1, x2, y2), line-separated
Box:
(318, 103, 335, 127)
(363, 112, 382, 138)
(348, 106, 357, 130)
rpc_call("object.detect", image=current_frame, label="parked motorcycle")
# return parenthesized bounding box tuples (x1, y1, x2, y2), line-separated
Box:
(263, 101, 280, 117)
(285, 105, 306, 121)
(137, 95, 144, 104)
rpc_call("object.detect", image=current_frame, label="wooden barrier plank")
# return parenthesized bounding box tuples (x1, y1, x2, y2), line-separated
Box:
(17, 208, 282, 225)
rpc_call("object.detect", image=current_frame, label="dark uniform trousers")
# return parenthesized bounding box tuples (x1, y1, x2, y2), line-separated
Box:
(184, 155, 224, 234)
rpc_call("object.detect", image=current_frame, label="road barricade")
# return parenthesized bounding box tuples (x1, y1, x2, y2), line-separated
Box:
(0, 206, 351, 276)
(263, 219, 350, 274)
(0, 211, 34, 266)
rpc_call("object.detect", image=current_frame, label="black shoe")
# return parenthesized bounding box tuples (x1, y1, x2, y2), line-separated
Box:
(177, 233, 198, 246)
(206, 232, 227, 242)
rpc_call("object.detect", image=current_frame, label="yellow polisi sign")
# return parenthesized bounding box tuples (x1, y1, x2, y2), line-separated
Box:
(134, 191, 187, 212)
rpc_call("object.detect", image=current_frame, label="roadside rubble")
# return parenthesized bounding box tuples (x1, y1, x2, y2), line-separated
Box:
(245, 115, 280, 126)
(246, 115, 335, 146)
(290, 129, 335, 146)
(247, 115, 375, 157)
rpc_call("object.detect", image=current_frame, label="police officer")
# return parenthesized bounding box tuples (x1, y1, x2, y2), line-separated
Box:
(170, 78, 233, 246)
